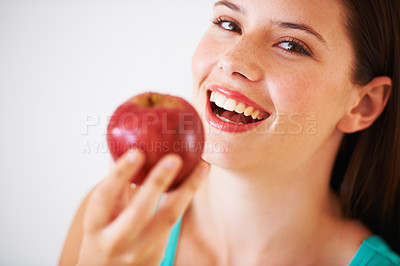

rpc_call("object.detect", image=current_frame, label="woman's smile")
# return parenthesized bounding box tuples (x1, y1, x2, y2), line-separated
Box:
(205, 84, 271, 133)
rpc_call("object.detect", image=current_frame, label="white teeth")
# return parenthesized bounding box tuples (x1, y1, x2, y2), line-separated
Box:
(251, 110, 260, 119)
(210, 90, 268, 120)
(244, 106, 254, 116)
(235, 102, 246, 114)
(210, 91, 217, 102)
(223, 99, 236, 111)
(216, 114, 244, 125)
(215, 93, 227, 108)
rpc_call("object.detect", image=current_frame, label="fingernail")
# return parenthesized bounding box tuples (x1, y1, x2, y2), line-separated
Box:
(127, 149, 139, 162)
(163, 156, 179, 169)
(198, 164, 209, 175)
(197, 163, 210, 176)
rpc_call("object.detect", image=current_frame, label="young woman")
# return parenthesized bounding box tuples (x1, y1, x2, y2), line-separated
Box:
(60, 0, 400, 265)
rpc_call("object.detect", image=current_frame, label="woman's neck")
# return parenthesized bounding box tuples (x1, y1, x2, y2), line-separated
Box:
(184, 145, 346, 265)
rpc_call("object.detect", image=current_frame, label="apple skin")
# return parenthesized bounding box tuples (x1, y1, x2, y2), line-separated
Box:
(107, 92, 205, 191)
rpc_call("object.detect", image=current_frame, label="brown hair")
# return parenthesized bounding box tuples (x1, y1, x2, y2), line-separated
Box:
(331, 0, 400, 253)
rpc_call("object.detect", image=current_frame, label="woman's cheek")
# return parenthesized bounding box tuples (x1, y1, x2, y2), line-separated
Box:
(191, 35, 218, 87)
(271, 73, 318, 114)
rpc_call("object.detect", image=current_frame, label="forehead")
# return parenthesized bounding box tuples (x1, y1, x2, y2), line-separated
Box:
(215, 0, 342, 21)
(214, 0, 346, 47)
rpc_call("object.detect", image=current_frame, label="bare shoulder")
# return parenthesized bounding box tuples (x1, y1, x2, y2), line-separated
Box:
(342, 219, 372, 248)
(326, 219, 373, 265)
(58, 185, 97, 266)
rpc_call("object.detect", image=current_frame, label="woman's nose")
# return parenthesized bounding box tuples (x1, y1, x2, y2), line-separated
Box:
(217, 35, 265, 82)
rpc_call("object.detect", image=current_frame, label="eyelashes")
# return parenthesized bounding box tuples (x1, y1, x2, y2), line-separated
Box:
(276, 38, 312, 57)
(211, 17, 313, 57)
(212, 17, 242, 34)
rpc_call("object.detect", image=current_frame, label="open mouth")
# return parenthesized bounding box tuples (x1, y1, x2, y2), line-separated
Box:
(208, 90, 270, 125)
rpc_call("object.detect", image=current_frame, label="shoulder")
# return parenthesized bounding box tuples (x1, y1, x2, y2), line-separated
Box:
(58, 182, 101, 266)
(349, 235, 400, 266)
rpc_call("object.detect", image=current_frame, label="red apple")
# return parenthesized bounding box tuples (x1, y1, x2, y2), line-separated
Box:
(107, 92, 205, 191)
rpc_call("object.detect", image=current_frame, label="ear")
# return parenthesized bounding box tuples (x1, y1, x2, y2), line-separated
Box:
(337, 76, 392, 133)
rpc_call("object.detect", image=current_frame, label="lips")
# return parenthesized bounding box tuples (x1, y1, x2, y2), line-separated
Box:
(205, 84, 271, 133)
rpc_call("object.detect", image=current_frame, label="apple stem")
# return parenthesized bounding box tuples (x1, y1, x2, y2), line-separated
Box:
(147, 95, 155, 106)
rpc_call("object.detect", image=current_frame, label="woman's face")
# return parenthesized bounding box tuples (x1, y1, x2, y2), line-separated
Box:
(192, 0, 357, 173)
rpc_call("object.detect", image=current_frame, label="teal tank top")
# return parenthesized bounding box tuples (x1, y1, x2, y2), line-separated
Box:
(349, 235, 400, 266)
(160, 215, 182, 266)
(160, 217, 400, 266)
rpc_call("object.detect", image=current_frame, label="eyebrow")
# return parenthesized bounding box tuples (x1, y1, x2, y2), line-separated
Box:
(276, 21, 328, 46)
(214, 1, 328, 47)
(214, 0, 246, 15)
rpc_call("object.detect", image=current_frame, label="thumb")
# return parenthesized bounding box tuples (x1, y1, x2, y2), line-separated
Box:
(109, 157, 116, 173)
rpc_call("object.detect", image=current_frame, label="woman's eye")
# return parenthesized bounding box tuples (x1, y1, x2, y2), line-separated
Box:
(212, 18, 242, 34)
(277, 39, 312, 57)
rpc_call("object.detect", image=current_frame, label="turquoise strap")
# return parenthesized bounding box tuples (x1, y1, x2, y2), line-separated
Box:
(160, 215, 183, 266)
(349, 235, 400, 266)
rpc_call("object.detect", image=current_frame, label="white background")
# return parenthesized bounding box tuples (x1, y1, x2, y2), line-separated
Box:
(0, 0, 213, 265)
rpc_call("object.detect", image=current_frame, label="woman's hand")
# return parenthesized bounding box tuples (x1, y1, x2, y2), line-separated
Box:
(77, 149, 209, 266)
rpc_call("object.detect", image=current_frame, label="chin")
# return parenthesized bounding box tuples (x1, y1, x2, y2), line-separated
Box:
(201, 130, 254, 171)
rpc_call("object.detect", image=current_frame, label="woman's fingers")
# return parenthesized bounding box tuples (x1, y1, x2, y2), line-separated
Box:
(78, 152, 208, 266)
(143, 161, 209, 236)
(110, 154, 183, 237)
(108, 157, 116, 172)
(85, 149, 145, 231)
